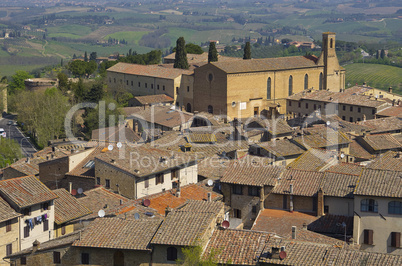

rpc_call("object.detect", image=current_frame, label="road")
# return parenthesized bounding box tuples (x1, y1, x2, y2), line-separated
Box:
(0, 114, 37, 157)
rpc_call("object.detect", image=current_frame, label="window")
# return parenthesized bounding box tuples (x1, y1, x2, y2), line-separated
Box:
(187, 86, 190, 92)
(6, 220, 11, 232)
(208, 105, 213, 114)
(138, 82, 141, 87)
(314, 104, 316, 110)
(156, 173, 164, 185)
(43, 219, 49, 232)
(20, 257, 27, 265)
(357, 118, 361, 122)
(24, 226, 29, 238)
(81, 253, 90, 264)
(208, 73, 213, 82)
(342, 116, 346, 120)
(349, 117, 353, 122)
(319, 73, 323, 90)
(234, 208, 242, 218)
(61, 225, 66, 235)
(167, 247, 177, 261)
(131, 81, 133, 86)
(372, 109, 375, 115)
(186, 103, 191, 112)
(324, 205, 329, 214)
(105, 179, 110, 188)
(343, 105, 346, 111)
(364, 229, 373, 245)
(176, 87, 179, 94)
(171, 169, 178, 180)
(109, 78, 111, 83)
(53, 251, 61, 264)
(163, 85, 165, 91)
(389, 201, 402, 215)
(157, 85, 160, 90)
(361, 199, 378, 212)
(42, 202, 49, 211)
(23, 208, 30, 216)
(145, 83, 147, 88)
(151, 84, 153, 89)
(267, 77, 271, 99)
(248, 186, 259, 197)
(330, 38, 333, 48)
(391, 232, 401, 248)
(288, 75, 293, 96)
(298, 102, 301, 108)
(6, 244, 12, 256)
(126, 80, 128, 85)
(233, 185, 242, 195)
(350, 106, 353, 112)
(304, 74, 308, 90)
(306, 103, 309, 109)
(288, 101, 292, 107)
(96, 177, 100, 185)
(358, 107, 361, 113)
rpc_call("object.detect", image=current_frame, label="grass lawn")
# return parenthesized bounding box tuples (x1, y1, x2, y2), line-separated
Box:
(344, 63, 402, 94)
(104, 31, 150, 45)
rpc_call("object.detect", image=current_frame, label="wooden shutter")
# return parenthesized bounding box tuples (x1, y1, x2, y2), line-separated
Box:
(43, 220, 49, 232)
(6, 220, 11, 232)
(6, 244, 12, 256)
(391, 232, 401, 248)
(61, 225, 66, 235)
(53, 251, 61, 264)
(20, 257, 27, 265)
(364, 229, 373, 245)
(24, 226, 30, 238)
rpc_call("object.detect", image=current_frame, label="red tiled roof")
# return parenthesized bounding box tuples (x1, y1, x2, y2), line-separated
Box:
(135, 183, 222, 216)
(376, 106, 402, 118)
(271, 169, 324, 196)
(73, 217, 161, 250)
(349, 140, 373, 160)
(134, 94, 174, 105)
(53, 189, 92, 225)
(354, 168, 402, 198)
(0, 196, 21, 223)
(367, 150, 402, 171)
(358, 133, 402, 151)
(204, 228, 269, 265)
(325, 162, 363, 176)
(221, 161, 284, 187)
(107, 62, 193, 79)
(321, 172, 359, 198)
(287, 148, 338, 171)
(0, 176, 58, 209)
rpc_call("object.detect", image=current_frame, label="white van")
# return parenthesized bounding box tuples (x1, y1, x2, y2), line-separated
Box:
(0, 128, 6, 138)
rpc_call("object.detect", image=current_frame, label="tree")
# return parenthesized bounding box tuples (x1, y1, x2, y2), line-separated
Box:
(84, 81, 104, 103)
(57, 72, 69, 92)
(208, 42, 218, 63)
(89, 52, 97, 61)
(177, 246, 218, 265)
(84, 51, 88, 62)
(243, 42, 251, 59)
(0, 138, 22, 168)
(173, 43, 204, 55)
(174, 37, 189, 69)
(380, 49, 385, 59)
(9, 71, 33, 94)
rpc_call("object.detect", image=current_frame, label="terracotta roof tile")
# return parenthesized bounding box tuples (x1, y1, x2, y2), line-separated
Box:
(135, 183, 222, 216)
(134, 94, 174, 105)
(358, 117, 402, 134)
(376, 106, 402, 118)
(107, 62, 193, 79)
(66, 146, 104, 178)
(307, 214, 353, 236)
(287, 149, 338, 171)
(53, 189, 92, 225)
(325, 162, 363, 176)
(187, 133, 217, 143)
(151, 210, 216, 246)
(0, 196, 21, 223)
(0, 176, 58, 209)
(271, 169, 323, 196)
(332, 248, 402, 265)
(367, 150, 402, 171)
(321, 172, 359, 198)
(256, 139, 306, 158)
(221, 161, 284, 187)
(73, 217, 161, 250)
(204, 228, 269, 265)
(354, 168, 402, 198)
(176, 200, 224, 215)
(358, 133, 402, 151)
(91, 126, 141, 143)
(349, 140, 373, 160)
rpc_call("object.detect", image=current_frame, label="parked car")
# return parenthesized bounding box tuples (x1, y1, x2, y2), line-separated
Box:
(0, 128, 6, 138)
(7, 120, 12, 125)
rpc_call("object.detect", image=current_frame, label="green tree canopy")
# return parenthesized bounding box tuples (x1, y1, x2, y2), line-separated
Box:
(67, 60, 97, 78)
(243, 42, 251, 59)
(84, 81, 104, 103)
(208, 42, 218, 63)
(0, 138, 22, 168)
(9, 71, 33, 94)
(174, 37, 189, 69)
(173, 43, 203, 55)
(57, 72, 69, 92)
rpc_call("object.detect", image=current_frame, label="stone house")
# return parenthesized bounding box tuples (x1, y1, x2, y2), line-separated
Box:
(0, 197, 21, 265)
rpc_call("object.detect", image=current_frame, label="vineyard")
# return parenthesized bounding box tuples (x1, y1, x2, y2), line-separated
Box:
(344, 63, 402, 95)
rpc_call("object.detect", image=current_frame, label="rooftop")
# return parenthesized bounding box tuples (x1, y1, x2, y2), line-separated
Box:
(325, 162, 364, 176)
(133, 94, 174, 105)
(287, 149, 338, 172)
(0, 196, 21, 223)
(354, 168, 402, 198)
(320, 172, 359, 198)
(255, 139, 306, 158)
(357, 117, 402, 134)
(73, 217, 161, 250)
(53, 189, 92, 225)
(107, 62, 193, 79)
(271, 169, 324, 197)
(358, 133, 402, 152)
(0, 175, 58, 209)
(91, 125, 141, 143)
(221, 160, 283, 187)
(366, 150, 402, 171)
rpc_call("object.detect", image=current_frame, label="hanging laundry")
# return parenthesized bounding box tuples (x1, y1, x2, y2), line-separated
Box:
(37, 216, 42, 223)
(28, 219, 34, 229)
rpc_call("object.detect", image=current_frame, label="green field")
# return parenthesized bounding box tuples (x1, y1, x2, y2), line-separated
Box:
(46, 25, 93, 37)
(104, 31, 150, 45)
(344, 63, 402, 94)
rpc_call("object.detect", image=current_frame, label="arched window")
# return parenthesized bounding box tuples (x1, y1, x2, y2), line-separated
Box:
(208, 105, 213, 114)
(389, 201, 402, 215)
(267, 77, 271, 100)
(361, 199, 378, 213)
(304, 74, 308, 90)
(186, 103, 191, 113)
(288, 76, 293, 96)
(319, 73, 323, 90)
(167, 247, 177, 261)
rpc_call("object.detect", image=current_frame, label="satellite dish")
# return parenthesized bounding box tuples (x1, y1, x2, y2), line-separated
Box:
(279, 251, 287, 260)
(71, 189, 77, 196)
(326, 121, 330, 126)
(207, 179, 213, 187)
(77, 188, 83, 195)
(117, 142, 122, 149)
(108, 145, 114, 151)
(222, 220, 230, 229)
(143, 199, 151, 207)
(98, 209, 105, 218)
(340, 153, 345, 159)
(145, 211, 154, 216)
(134, 213, 140, 220)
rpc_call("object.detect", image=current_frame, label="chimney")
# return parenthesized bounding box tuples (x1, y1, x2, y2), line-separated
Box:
(176, 190, 181, 198)
(302, 222, 307, 230)
(26, 157, 30, 163)
(32, 240, 40, 253)
(317, 188, 324, 217)
(165, 206, 172, 216)
(392, 99, 396, 107)
(389, 87, 393, 94)
(271, 247, 280, 259)
(291, 226, 297, 240)
(69, 182, 72, 193)
(207, 192, 212, 202)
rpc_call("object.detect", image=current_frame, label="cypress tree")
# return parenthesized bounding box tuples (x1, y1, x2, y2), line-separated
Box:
(174, 37, 189, 69)
(208, 42, 218, 63)
(243, 42, 251, 59)
(84, 51, 88, 62)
